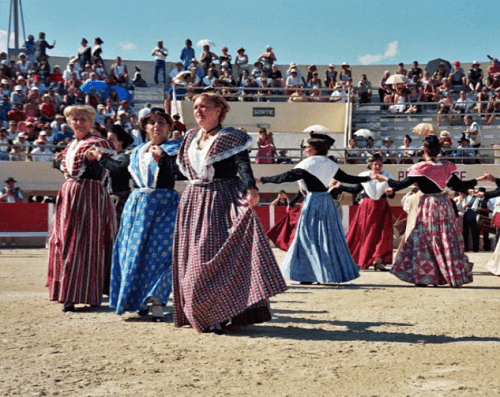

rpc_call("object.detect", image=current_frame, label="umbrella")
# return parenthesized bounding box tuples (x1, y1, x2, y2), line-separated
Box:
(196, 39, 216, 48)
(353, 129, 373, 138)
(303, 124, 330, 133)
(79, 80, 111, 98)
(425, 58, 451, 75)
(412, 123, 439, 136)
(385, 74, 407, 85)
(110, 85, 132, 101)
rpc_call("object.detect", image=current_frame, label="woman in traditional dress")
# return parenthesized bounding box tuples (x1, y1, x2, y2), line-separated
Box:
(173, 93, 287, 333)
(108, 109, 181, 320)
(47, 105, 117, 312)
(259, 134, 374, 285)
(381, 135, 485, 287)
(334, 153, 394, 271)
(255, 128, 275, 164)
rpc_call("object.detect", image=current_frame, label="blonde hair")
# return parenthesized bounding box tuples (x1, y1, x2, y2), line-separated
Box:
(193, 92, 230, 123)
(64, 105, 96, 121)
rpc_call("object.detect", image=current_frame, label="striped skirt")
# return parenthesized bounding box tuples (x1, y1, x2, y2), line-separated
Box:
(173, 177, 287, 332)
(281, 192, 360, 283)
(47, 179, 116, 305)
(391, 193, 473, 287)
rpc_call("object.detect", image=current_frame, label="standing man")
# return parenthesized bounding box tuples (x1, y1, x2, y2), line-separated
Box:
(464, 115, 481, 156)
(180, 39, 195, 71)
(151, 40, 168, 85)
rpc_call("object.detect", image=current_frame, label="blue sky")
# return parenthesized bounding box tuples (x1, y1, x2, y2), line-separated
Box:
(1, 0, 499, 67)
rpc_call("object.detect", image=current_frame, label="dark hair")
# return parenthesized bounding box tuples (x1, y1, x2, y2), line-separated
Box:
(404, 134, 412, 143)
(139, 108, 173, 130)
(423, 135, 442, 158)
(307, 138, 331, 155)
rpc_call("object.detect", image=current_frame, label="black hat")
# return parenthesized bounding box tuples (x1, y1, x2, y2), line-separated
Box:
(478, 187, 486, 193)
(5, 177, 16, 183)
(310, 133, 335, 146)
(367, 152, 383, 168)
(95, 37, 103, 45)
(109, 124, 134, 149)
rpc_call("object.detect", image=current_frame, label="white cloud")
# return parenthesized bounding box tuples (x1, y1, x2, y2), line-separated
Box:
(358, 40, 399, 65)
(118, 41, 137, 51)
(0, 30, 16, 54)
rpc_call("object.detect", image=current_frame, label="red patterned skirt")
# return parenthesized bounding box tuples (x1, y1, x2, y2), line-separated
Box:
(172, 178, 287, 332)
(346, 198, 393, 269)
(391, 193, 473, 287)
(47, 179, 116, 305)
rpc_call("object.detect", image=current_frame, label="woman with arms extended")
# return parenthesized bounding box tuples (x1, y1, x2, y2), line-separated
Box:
(108, 109, 181, 321)
(259, 134, 374, 285)
(334, 153, 394, 271)
(173, 93, 287, 333)
(47, 105, 117, 312)
(382, 134, 486, 287)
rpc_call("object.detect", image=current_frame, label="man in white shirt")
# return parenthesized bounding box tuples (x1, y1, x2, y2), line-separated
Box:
(454, 90, 474, 121)
(169, 62, 184, 81)
(151, 40, 168, 85)
(464, 115, 481, 149)
(330, 83, 348, 103)
(30, 139, 54, 162)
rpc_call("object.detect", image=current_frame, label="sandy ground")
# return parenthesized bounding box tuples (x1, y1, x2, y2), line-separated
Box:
(1, 248, 500, 397)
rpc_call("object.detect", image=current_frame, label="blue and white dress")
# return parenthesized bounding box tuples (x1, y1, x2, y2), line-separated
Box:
(109, 140, 180, 314)
(261, 155, 370, 283)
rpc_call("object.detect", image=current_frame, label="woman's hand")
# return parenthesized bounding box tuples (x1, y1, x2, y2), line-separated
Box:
(54, 152, 64, 161)
(329, 180, 340, 189)
(385, 187, 394, 196)
(254, 177, 262, 184)
(85, 148, 101, 162)
(150, 145, 164, 163)
(246, 188, 259, 208)
(372, 174, 388, 182)
(477, 172, 495, 183)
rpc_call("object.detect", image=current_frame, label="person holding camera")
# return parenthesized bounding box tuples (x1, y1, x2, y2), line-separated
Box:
(0, 177, 23, 247)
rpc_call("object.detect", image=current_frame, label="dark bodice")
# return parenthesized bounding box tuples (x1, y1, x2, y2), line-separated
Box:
(212, 150, 256, 191)
(388, 174, 477, 194)
(99, 151, 131, 193)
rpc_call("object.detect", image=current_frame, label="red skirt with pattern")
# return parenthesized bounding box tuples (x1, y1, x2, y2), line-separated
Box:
(390, 193, 473, 287)
(47, 179, 117, 305)
(172, 177, 287, 332)
(346, 198, 393, 269)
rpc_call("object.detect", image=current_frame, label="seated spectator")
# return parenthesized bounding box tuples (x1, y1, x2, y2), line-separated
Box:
(268, 65, 283, 89)
(449, 61, 466, 89)
(485, 88, 500, 125)
(53, 123, 73, 144)
(251, 62, 264, 80)
(476, 87, 490, 118)
(0, 128, 9, 160)
(276, 150, 293, 164)
(423, 75, 438, 104)
(468, 61, 483, 92)
(388, 84, 408, 114)
(439, 130, 453, 157)
(16, 53, 31, 78)
(219, 46, 232, 71)
(286, 62, 305, 84)
(309, 86, 325, 102)
(1, 79, 11, 97)
(7, 120, 18, 141)
(132, 66, 147, 87)
(305, 65, 318, 86)
(454, 90, 474, 121)
(202, 69, 217, 87)
(436, 62, 449, 81)
(94, 104, 106, 125)
(438, 77, 453, 99)
(308, 70, 322, 89)
(188, 58, 204, 81)
(10, 85, 25, 107)
(379, 70, 392, 105)
(285, 68, 303, 94)
(240, 77, 257, 101)
(12, 132, 30, 158)
(464, 115, 481, 150)
(255, 70, 271, 87)
(109, 56, 129, 85)
(92, 58, 107, 79)
(38, 57, 51, 82)
(330, 83, 348, 103)
(395, 63, 407, 76)
(115, 110, 132, 132)
(257, 46, 276, 73)
(234, 47, 249, 74)
(256, 79, 272, 101)
(39, 94, 56, 122)
(49, 65, 64, 88)
(487, 74, 500, 92)
(345, 137, 361, 164)
(453, 136, 474, 164)
(172, 114, 186, 134)
(357, 74, 372, 103)
(381, 136, 397, 163)
(30, 138, 54, 161)
(0, 95, 13, 123)
(85, 88, 102, 109)
(362, 136, 380, 158)
(288, 89, 307, 102)
(398, 134, 416, 164)
(410, 61, 423, 80)
(169, 62, 184, 81)
(437, 94, 454, 126)
(324, 64, 337, 90)
(339, 62, 352, 85)
(219, 69, 236, 87)
(50, 113, 65, 135)
(487, 57, 500, 87)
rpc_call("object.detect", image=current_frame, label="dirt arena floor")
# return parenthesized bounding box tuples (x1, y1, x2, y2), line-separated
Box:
(1, 248, 500, 397)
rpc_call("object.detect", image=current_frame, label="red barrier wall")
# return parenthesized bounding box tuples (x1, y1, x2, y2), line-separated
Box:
(0, 204, 49, 232)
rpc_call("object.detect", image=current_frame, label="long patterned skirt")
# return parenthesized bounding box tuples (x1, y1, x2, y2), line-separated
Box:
(391, 193, 473, 287)
(485, 240, 500, 275)
(173, 177, 287, 333)
(281, 192, 360, 283)
(47, 179, 116, 306)
(346, 198, 393, 269)
(109, 188, 178, 314)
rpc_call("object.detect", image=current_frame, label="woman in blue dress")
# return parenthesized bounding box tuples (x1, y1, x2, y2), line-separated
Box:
(259, 134, 374, 284)
(109, 108, 180, 320)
